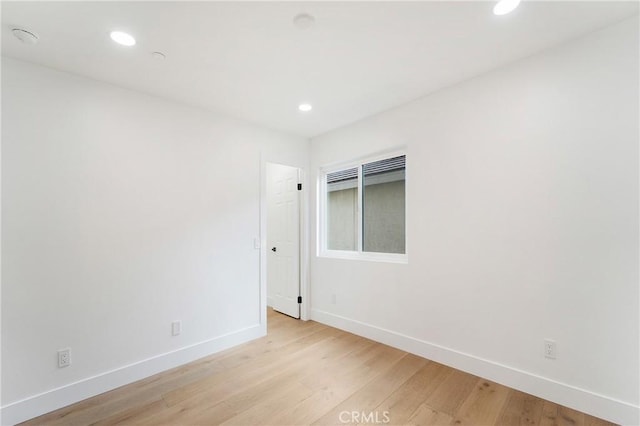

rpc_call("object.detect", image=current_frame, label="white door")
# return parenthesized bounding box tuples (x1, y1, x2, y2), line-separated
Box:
(267, 163, 301, 318)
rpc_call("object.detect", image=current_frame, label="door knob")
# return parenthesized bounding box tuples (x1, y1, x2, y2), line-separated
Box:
(271, 247, 277, 252)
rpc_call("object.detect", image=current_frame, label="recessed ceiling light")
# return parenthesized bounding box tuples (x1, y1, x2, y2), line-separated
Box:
(110, 31, 136, 46)
(12, 28, 38, 45)
(293, 13, 315, 30)
(298, 103, 313, 112)
(493, 0, 521, 15)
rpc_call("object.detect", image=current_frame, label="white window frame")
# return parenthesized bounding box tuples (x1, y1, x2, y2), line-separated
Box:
(318, 149, 408, 264)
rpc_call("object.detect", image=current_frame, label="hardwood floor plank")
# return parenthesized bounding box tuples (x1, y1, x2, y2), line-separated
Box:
(268, 339, 380, 425)
(585, 415, 617, 426)
(540, 403, 588, 426)
(140, 330, 349, 425)
(557, 406, 585, 426)
(312, 354, 427, 425)
(406, 403, 454, 426)
(423, 369, 480, 416)
(25, 312, 326, 426)
(450, 379, 511, 425)
(191, 369, 314, 425)
(174, 328, 371, 425)
(217, 333, 373, 425)
(162, 326, 340, 406)
(19, 312, 618, 426)
(540, 401, 560, 426)
(217, 379, 314, 425)
(308, 346, 408, 425)
(373, 361, 454, 425)
(90, 399, 167, 426)
(495, 389, 544, 426)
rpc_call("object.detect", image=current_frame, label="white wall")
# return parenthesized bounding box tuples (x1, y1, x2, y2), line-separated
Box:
(1, 58, 308, 424)
(309, 17, 639, 425)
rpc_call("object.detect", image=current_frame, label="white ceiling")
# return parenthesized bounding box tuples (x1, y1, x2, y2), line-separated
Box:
(2, 1, 638, 138)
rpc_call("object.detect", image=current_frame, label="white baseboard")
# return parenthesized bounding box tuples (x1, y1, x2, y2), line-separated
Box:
(310, 308, 639, 426)
(1, 324, 264, 426)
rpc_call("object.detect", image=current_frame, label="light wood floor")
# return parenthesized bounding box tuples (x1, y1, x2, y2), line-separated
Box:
(23, 309, 615, 426)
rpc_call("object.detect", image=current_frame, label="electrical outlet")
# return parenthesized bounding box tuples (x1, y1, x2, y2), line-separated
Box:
(58, 348, 71, 368)
(172, 321, 182, 336)
(544, 339, 557, 359)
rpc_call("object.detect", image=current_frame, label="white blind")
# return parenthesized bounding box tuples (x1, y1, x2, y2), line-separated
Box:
(327, 155, 405, 184)
(363, 155, 405, 176)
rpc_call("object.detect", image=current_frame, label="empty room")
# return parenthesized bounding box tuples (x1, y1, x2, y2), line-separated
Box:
(1, 1, 638, 425)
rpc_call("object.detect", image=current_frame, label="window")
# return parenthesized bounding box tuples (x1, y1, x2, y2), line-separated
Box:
(320, 153, 406, 262)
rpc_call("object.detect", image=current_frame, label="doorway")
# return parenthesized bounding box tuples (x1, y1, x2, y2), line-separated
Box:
(266, 162, 302, 319)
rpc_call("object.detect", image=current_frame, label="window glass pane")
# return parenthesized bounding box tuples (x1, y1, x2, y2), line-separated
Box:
(326, 167, 358, 251)
(362, 155, 406, 254)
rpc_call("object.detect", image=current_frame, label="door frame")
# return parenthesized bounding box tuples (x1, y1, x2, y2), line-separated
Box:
(260, 158, 309, 329)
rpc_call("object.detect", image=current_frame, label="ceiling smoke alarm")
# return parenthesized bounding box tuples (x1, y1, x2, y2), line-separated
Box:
(12, 28, 39, 45)
(293, 13, 315, 30)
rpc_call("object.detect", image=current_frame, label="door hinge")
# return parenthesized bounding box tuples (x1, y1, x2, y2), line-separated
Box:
(297, 296, 302, 304)
(297, 183, 302, 191)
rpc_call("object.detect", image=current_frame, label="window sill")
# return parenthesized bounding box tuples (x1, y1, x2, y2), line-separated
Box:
(318, 250, 408, 264)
